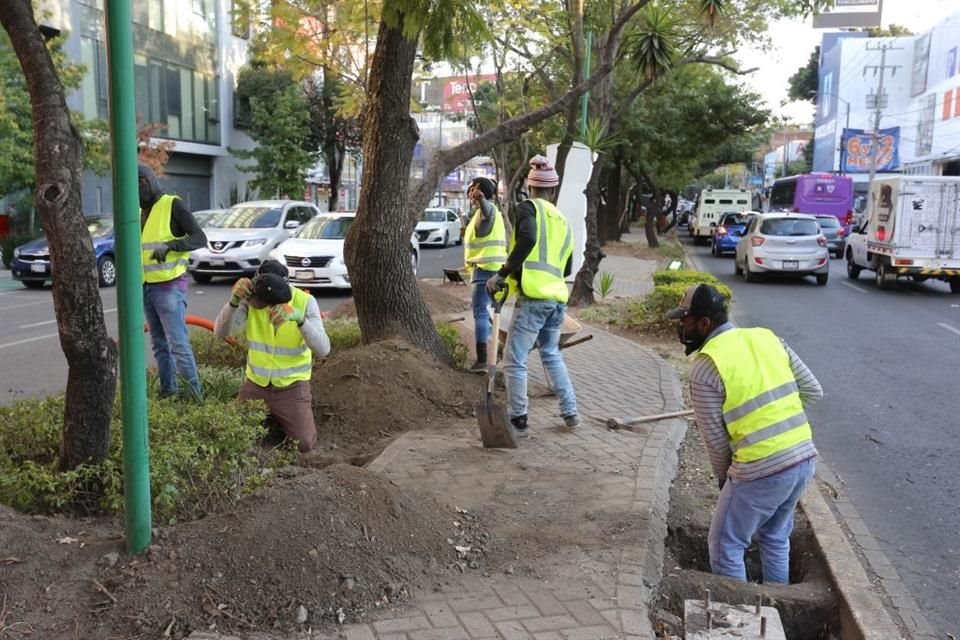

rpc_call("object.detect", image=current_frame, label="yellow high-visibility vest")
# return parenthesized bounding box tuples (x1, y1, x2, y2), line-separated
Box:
(507, 199, 573, 303)
(245, 287, 313, 388)
(699, 327, 813, 463)
(141, 195, 190, 283)
(464, 205, 507, 272)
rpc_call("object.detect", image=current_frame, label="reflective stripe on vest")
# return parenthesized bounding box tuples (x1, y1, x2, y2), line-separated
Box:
(141, 195, 190, 283)
(507, 199, 573, 303)
(698, 328, 812, 464)
(464, 205, 507, 271)
(245, 287, 313, 388)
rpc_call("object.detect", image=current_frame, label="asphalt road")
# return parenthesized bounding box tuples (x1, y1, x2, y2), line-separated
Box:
(0, 244, 463, 403)
(680, 232, 960, 636)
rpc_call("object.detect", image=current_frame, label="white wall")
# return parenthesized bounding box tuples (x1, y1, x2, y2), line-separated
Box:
(546, 142, 593, 280)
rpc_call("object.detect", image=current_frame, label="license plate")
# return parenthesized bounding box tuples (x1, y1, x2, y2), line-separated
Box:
(209, 258, 225, 267)
(295, 270, 314, 280)
(30, 263, 46, 273)
(782, 260, 799, 270)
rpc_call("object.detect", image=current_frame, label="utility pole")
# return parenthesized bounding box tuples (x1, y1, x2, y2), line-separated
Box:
(863, 43, 902, 187)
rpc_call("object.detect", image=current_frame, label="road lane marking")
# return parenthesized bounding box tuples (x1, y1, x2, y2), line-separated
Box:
(19, 307, 117, 329)
(0, 299, 52, 311)
(0, 332, 59, 350)
(937, 322, 960, 337)
(841, 281, 868, 294)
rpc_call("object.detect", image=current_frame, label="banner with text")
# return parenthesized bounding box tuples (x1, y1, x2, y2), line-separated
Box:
(841, 127, 900, 173)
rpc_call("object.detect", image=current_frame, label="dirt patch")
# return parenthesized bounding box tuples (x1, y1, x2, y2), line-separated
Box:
(306, 339, 480, 467)
(0, 465, 492, 639)
(324, 281, 471, 320)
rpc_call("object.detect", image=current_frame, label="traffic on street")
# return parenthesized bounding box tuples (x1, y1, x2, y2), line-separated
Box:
(680, 226, 960, 635)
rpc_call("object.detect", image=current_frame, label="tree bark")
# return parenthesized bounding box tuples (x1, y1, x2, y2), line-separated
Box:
(568, 155, 605, 306)
(601, 151, 624, 244)
(0, 0, 118, 470)
(343, 14, 448, 361)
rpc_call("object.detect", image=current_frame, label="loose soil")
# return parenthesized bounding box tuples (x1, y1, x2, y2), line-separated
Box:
(0, 465, 492, 639)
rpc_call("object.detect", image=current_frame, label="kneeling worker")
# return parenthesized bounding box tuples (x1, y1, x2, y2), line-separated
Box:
(214, 260, 331, 451)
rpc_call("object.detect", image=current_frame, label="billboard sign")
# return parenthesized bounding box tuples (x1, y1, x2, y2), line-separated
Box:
(813, 0, 881, 28)
(841, 127, 900, 172)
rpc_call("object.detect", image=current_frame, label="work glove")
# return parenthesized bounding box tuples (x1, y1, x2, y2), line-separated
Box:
(485, 273, 505, 296)
(268, 303, 305, 328)
(150, 244, 169, 263)
(230, 277, 253, 307)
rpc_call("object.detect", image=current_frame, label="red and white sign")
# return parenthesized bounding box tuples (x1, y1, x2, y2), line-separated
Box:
(443, 74, 497, 112)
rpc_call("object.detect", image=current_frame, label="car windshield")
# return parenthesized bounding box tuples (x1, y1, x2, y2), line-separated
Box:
(298, 216, 354, 240)
(816, 216, 840, 228)
(760, 218, 820, 237)
(422, 210, 446, 222)
(721, 214, 749, 226)
(207, 205, 282, 229)
(87, 219, 113, 237)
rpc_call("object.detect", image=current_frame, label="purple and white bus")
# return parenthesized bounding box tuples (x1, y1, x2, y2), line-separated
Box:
(768, 173, 855, 229)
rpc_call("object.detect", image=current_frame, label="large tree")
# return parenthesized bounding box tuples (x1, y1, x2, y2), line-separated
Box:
(0, 1, 118, 470)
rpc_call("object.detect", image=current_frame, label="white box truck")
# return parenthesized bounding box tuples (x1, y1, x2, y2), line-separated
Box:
(691, 189, 752, 245)
(846, 176, 960, 292)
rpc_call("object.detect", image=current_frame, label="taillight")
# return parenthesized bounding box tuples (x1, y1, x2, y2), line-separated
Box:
(793, 207, 800, 213)
(817, 235, 828, 247)
(845, 210, 853, 225)
(877, 227, 887, 241)
(836, 227, 846, 237)
(716, 226, 728, 235)
(751, 237, 765, 246)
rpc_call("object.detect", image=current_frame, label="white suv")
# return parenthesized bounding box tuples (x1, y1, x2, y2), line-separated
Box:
(189, 200, 319, 283)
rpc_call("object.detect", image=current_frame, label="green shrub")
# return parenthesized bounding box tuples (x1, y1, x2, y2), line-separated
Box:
(1, 233, 40, 268)
(597, 272, 615, 300)
(638, 281, 733, 328)
(190, 329, 247, 369)
(0, 392, 295, 523)
(437, 322, 468, 368)
(326, 317, 362, 352)
(651, 269, 722, 287)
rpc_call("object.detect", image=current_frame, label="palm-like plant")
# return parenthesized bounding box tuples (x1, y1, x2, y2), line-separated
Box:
(628, 5, 682, 81)
(698, 0, 725, 28)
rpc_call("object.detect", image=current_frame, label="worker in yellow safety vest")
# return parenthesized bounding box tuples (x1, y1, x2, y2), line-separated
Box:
(667, 284, 822, 584)
(464, 176, 509, 372)
(139, 163, 207, 399)
(214, 260, 331, 452)
(484, 155, 578, 438)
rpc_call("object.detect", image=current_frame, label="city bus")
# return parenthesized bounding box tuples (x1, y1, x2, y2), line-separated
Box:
(768, 173, 855, 229)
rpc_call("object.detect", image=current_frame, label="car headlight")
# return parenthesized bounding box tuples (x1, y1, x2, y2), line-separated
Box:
(13, 248, 20, 258)
(242, 238, 267, 247)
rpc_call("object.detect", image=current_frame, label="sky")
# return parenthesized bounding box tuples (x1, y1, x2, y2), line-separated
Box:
(736, 0, 958, 125)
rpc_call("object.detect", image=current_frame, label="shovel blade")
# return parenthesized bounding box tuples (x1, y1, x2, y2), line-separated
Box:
(475, 397, 518, 449)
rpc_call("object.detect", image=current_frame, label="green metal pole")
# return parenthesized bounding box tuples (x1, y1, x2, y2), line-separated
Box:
(579, 31, 593, 137)
(104, 0, 152, 553)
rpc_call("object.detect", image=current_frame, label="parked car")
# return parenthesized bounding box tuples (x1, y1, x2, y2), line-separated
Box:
(415, 207, 463, 247)
(710, 211, 755, 257)
(10, 218, 116, 289)
(814, 214, 846, 259)
(269, 212, 420, 289)
(192, 208, 226, 228)
(734, 213, 830, 286)
(188, 200, 319, 283)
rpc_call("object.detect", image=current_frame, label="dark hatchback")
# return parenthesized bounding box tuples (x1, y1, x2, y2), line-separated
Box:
(10, 218, 116, 289)
(815, 215, 846, 258)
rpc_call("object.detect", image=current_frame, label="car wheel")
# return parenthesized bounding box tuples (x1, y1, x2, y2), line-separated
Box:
(734, 257, 743, 276)
(875, 261, 891, 290)
(816, 272, 829, 286)
(846, 255, 861, 280)
(743, 258, 758, 283)
(443, 231, 450, 248)
(22, 280, 45, 289)
(710, 243, 717, 256)
(191, 272, 212, 284)
(950, 279, 960, 294)
(97, 255, 117, 287)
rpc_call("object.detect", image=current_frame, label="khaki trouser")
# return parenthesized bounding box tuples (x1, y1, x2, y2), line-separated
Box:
(238, 378, 316, 452)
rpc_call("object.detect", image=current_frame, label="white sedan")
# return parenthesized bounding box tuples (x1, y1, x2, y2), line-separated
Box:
(734, 212, 830, 286)
(269, 213, 420, 289)
(415, 208, 463, 247)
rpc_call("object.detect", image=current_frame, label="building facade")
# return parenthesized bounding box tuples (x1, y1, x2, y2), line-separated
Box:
(41, 0, 255, 215)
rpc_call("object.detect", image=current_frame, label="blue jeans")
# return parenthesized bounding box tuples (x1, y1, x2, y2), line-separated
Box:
(471, 268, 496, 344)
(502, 296, 577, 420)
(709, 457, 816, 584)
(144, 283, 202, 398)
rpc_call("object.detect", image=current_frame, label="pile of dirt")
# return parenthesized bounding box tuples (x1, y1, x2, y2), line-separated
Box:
(0, 465, 491, 639)
(308, 339, 481, 466)
(324, 282, 471, 320)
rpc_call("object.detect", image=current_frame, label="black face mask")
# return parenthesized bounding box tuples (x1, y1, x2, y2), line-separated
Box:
(677, 320, 708, 355)
(138, 182, 153, 208)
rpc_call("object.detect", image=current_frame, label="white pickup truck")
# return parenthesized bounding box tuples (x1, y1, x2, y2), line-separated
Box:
(846, 176, 960, 292)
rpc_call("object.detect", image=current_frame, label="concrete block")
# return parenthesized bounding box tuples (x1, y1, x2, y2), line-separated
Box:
(683, 600, 786, 640)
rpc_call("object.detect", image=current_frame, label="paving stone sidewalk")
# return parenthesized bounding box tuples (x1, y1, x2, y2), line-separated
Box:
(191, 256, 686, 640)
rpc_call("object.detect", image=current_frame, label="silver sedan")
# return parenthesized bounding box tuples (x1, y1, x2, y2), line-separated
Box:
(734, 213, 830, 286)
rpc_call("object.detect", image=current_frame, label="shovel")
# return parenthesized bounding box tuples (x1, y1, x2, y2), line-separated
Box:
(475, 282, 518, 449)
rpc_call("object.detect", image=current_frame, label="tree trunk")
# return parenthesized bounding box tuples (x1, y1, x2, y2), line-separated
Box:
(601, 152, 624, 244)
(0, 0, 118, 470)
(659, 190, 678, 233)
(343, 14, 448, 361)
(325, 141, 343, 211)
(569, 156, 605, 306)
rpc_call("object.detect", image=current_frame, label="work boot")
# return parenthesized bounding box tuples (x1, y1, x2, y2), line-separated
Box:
(511, 415, 529, 439)
(563, 414, 581, 428)
(468, 342, 488, 373)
